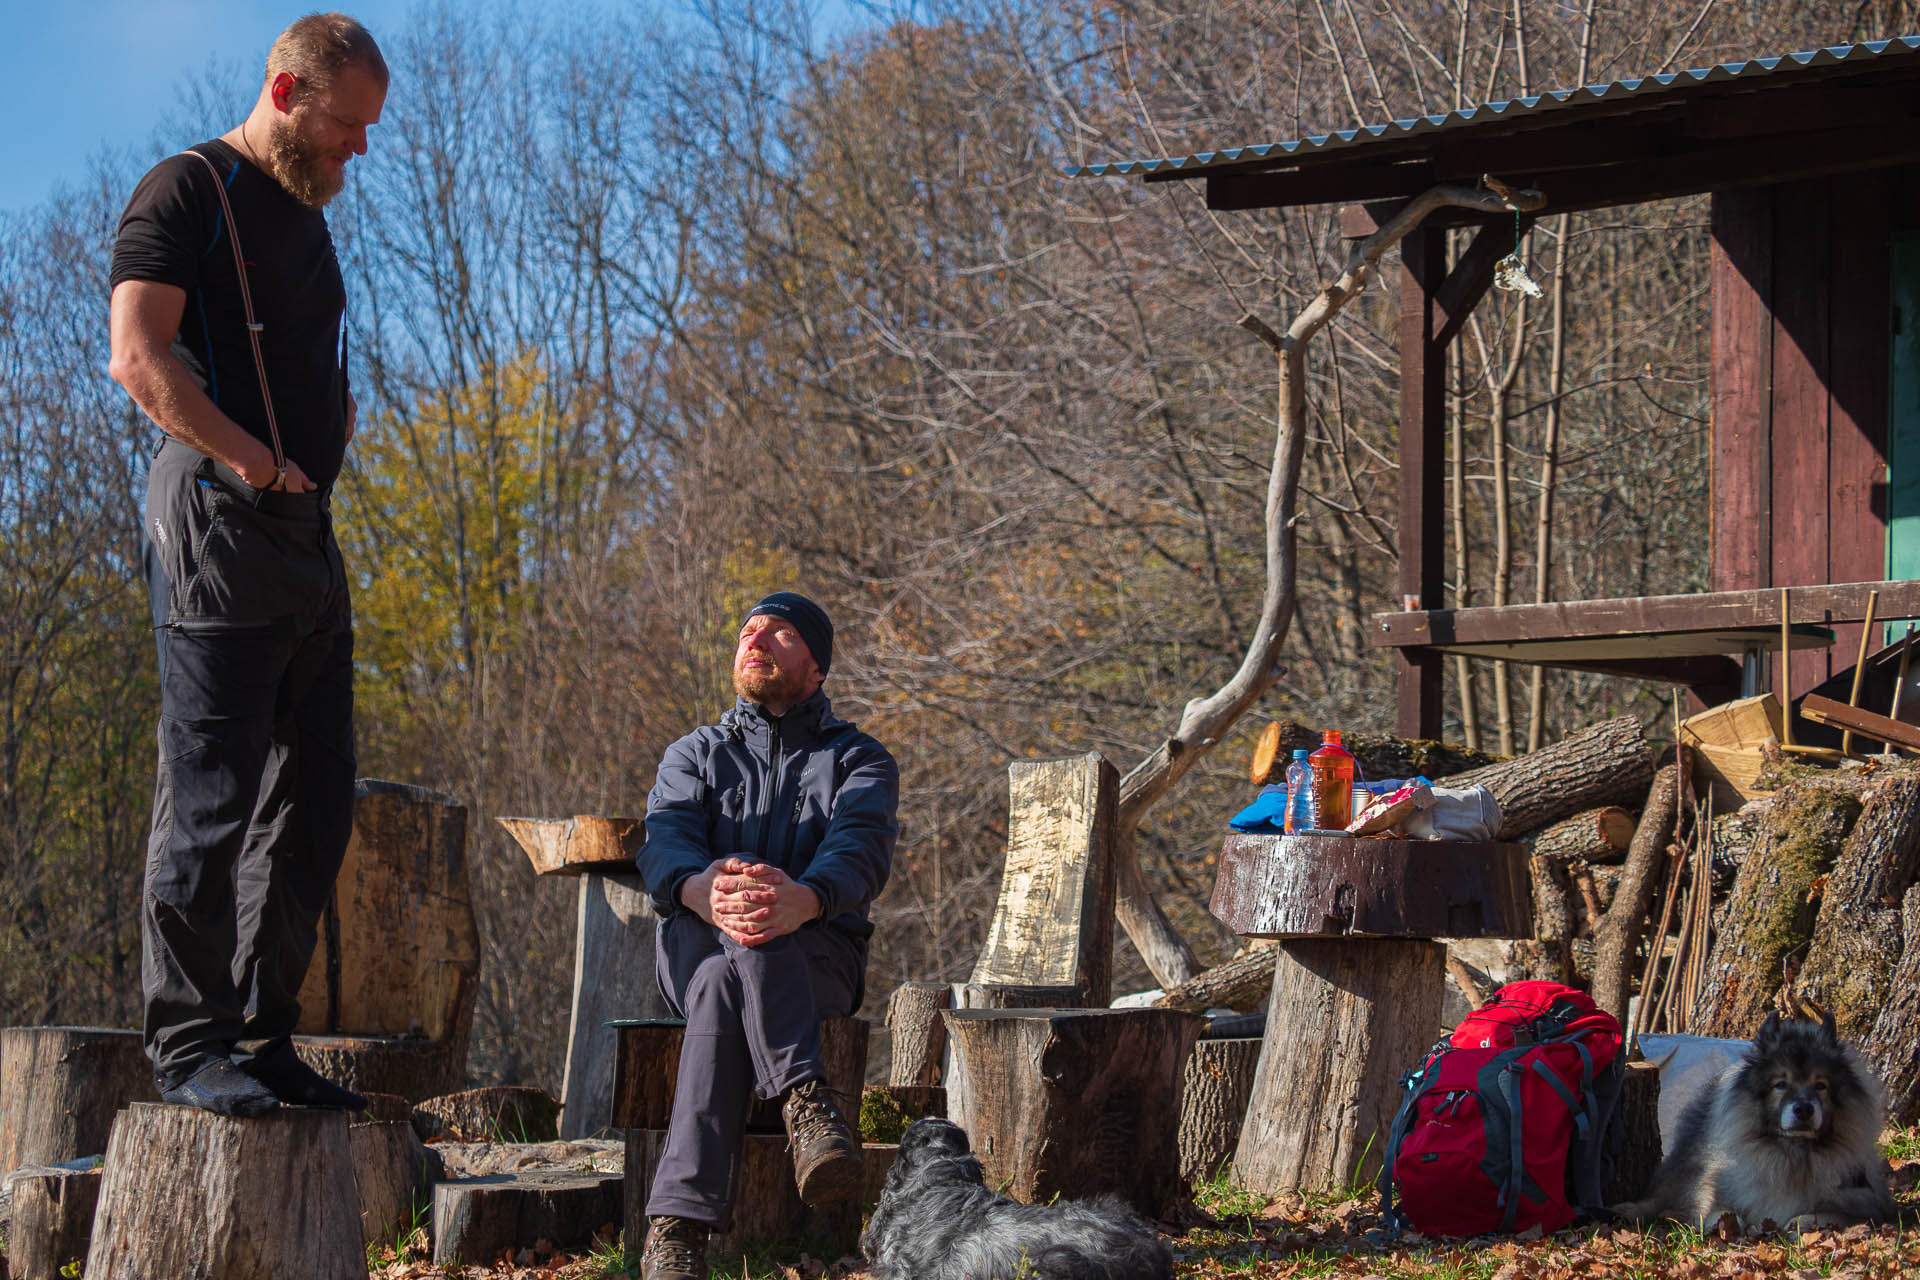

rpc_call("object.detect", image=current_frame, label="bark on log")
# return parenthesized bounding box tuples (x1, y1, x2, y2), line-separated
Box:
(1234, 939, 1445, 1196)
(1154, 943, 1278, 1013)
(1796, 772, 1920, 1040)
(1689, 779, 1866, 1038)
(885, 982, 951, 1086)
(359, 1091, 415, 1124)
(950, 983, 1083, 1009)
(8, 1163, 100, 1280)
(1525, 807, 1637, 864)
(413, 1086, 560, 1143)
(610, 1019, 868, 1133)
(624, 1129, 807, 1252)
(941, 1008, 1203, 1216)
(85, 1103, 361, 1279)
(1592, 763, 1683, 1025)
(561, 870, 669, 1139)
(1178, 1037, 1261, 1184)
(1527, 854, 1577, 986)
(0, 1026, 156, 1173)
(1440, 717, 1655, 840)
(431, 1168, 623, 1263)
(348, 1120, 431, 1247)
(291, 1033, 462, 1104)
(1864, 885, 1920, 1125)
(1257, 721, 1499, 786)
(1602, 1061, 1663, 1205)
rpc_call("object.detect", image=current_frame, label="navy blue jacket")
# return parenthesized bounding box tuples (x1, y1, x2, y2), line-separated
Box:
(637, 690, 898, 941)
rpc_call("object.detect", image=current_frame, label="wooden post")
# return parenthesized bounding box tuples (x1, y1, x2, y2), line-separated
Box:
(348, 1119, 432, 1247)
(1397, 223, 1446, 739)
(971, 754, 1118, 1007)
(885, 981, 952, 1086)
(0, 1026, 156, 1172)
(8, 1163, 102, 1279)
(85, 1103, 362, 1279)
(1603, 1060, 1663, 1205)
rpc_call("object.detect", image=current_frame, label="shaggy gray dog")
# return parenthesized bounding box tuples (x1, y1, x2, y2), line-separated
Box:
(860, 1117, 1174, 1280)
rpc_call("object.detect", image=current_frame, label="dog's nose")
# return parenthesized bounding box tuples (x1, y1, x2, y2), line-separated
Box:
(1786, 1101, 1815, 1128)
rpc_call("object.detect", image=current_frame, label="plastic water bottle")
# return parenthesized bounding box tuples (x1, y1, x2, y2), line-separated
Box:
(1283, 749, 1313, 834)
(1309, 730, 1357, 830)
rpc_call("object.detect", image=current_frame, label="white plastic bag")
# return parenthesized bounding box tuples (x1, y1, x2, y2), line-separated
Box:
(1401, 784, 1502, 841)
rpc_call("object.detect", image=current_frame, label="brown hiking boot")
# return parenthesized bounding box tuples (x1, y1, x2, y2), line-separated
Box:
(640, 1215, 708, 1280)
(782, 1076, 862, 1205)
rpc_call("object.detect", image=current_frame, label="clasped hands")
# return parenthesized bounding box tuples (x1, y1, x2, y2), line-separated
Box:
(681, 856, 820, 946)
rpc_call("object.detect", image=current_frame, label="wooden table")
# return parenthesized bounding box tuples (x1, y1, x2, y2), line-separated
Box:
(1211, 832, 1531, 1196)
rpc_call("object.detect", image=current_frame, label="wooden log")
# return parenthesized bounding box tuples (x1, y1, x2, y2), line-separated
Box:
(1178, 1037, 1261, 1184)
(612, 1018, 869, 1134)
(1234, 939, 1445, 1196)
(970, 755, 1118, 1007)
(1527, 854, 1577, 985)
(950, 983, 1084, 1009)
(1801, 692, 1920, 751)
(431, 1168, 623, 1263)
(1154, 943, 1277, 1013)
(296, 780, 478, 1065)
(1864, 885, 1920, 1125)
(412, 1086, 561, 1144)
(1592, 762, 1683, 1025)
(885, 981, 952, 1086)
(941, 1008, 1204, 1216)
(291, 1032, 462, 1104)
(496, 814, 644, 877)
(1440, 716, 1655, 840)
(1689, 779, 1866, 1037)
(7, 1163, 101, 1280)
(1603, 1060, 1663, 1205)
(1250, 720, 1287, 784)
(84, 1103, 361, 1279)
(1796, 771, 1920, 1040)
(358, 1091, 415, 1124)
(1210, 836, 1533, 939)
(348, 1120, 431, 1247)
(624, 1128, 805, 1252)
(0, 1026, 156, 1173)
(561, 869, 669, 1139)
(1525, 807, 1637, 864)
(1258, 721, 1498, 787)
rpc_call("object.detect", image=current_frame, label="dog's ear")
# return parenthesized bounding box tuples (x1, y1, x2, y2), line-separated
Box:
(1817, 1003, 1839, 1046)
(1755, 1010, 1782, 1050)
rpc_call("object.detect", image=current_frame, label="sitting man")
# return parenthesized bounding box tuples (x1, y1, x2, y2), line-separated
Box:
(636, 591, 899, 1280)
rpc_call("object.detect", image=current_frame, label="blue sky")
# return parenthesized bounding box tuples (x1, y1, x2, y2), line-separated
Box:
(1, 0, 872, 217)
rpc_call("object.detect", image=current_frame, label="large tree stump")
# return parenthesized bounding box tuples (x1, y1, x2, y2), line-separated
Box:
(746, 1018, 869, 1133)
(1155, 943, 1277, 1013)
(1603, 1060, 1663, 1205)
(85, 1103, 361, 1279)
(971, 755, 1119, 1007)
(1795, 771, 1920, 1040)
(941, 1008, 1204, 1216)
(1210, 836, 1532, 939)
(561, 870, 669, 1138)
(1178, 1037, 1261, 1184)
(624, 1129, 811, 1252)
(885, 981, 951, 1086)
(432, 1168, 624, 1263)
(611, 1018, 869, 1134)
(349, 1119, 431, 1247)
(412, 1086, 560, 1143)
(0, 1026, 156, 1173)
(1864, 885, 1920, 1125)
(1234, 939, 1445, 1196)
(1525, 807, 1637, 865)
(291, 1032, 463, 1103)
(7, 1163, 101, 1280)
(1440, 716, 1655, 840)
(1689, 779, 1865, 1037)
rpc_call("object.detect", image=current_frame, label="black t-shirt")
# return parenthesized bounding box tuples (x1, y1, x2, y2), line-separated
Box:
(110, 139, 350, 488)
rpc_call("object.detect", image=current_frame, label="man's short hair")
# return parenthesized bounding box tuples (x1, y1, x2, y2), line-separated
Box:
(266, 12, 390, 94)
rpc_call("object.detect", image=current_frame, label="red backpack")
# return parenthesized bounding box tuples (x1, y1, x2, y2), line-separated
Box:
(1379, 980, 1624, 1237)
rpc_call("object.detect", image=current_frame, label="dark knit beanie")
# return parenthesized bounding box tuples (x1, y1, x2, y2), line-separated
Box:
(744, 591, 834, 677)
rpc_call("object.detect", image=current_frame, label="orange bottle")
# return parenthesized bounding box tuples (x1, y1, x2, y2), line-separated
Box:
(1308, 730, 1357, 830)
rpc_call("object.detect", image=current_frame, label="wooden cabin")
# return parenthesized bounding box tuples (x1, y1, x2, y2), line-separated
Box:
(1078, 37, 1920, 738)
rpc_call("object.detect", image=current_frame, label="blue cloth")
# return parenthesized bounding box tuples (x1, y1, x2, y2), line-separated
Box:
(1229, 785, 1291, 833)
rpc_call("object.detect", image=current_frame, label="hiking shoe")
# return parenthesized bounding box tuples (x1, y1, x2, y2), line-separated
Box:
(782, 1076, 861, 1205)
(640, 1215, 709, 1280)
(235, 1041, 368, 1110)
(158, 1055, 280, 1118)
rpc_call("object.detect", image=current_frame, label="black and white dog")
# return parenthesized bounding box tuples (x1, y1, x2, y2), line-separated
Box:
(861, 1117, 1174, 1280)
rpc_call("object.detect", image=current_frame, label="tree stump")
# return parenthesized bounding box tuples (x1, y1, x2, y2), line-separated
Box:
(359, 1090, 415, 1124)
(412, 1086, 561, 1143)
(885, 981, 951, 1086)
(0, 1026, 156, 1173)
(1795, 772, 1920, 1040)
(1603, 1061, 1663, 1205)
(950, 982, 1084, 1009)
(1234, 939, 1445, 1196)
(625, 1128, 807, 1252)
(349, 1119, 432, 1246)
(941, 1007, 1204, 1216)
(1864, 886, 1920, 1125)
(84, 1103, 361, 1279)
(1178, 1036, 1261, 1184)
(291, 1032, 463, 1103)
(612, 1018, 869, 1134)
(1440, 716, 1654, 840)
(562, 870, 668, 1138)
(8, 1162, 101, 1280)
(432, 1168, 623, 1263)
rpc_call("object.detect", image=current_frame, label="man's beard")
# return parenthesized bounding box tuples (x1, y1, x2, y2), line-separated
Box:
(267, 111, 344, 209)
(733, 661, 812, 708)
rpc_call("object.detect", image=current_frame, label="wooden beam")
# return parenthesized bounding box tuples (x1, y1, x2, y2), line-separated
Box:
(1434, 216, 1534, 348)
(1396, 225, 1446, 738)
(1800, 694, 1920, 751)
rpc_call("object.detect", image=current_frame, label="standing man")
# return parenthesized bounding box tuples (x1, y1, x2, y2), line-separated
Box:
(637, 592, 899, 1280)
(108, 14, 387, 1116)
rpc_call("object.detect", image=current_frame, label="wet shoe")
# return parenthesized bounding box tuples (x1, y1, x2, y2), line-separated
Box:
(236, 1041, 367, 1110)
(158, 1056, 280, 1118)
(640, 1215, 709, 1280)
(782, 1076, 861, 1205)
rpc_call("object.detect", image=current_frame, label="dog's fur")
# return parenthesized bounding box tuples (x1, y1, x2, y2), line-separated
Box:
(860, 1117, 1173, 1280)
(1613, 1011, 1897, 1231)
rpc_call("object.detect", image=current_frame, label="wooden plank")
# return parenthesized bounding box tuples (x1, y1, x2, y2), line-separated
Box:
(1771, 181, 1836, 695)
(560, 871, 668, 1140)
(1397, 225, 1447, 739)
(1711, 186, 1773, 594)
(1826, 173, 1892, 666)
(1370, 579, 1920, 648)
(1800, 693, 1920, 751)
(970, 754, 1117, 1006)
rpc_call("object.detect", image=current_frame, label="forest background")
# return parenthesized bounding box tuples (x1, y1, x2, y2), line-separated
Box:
(4, 0, 1914, 1088)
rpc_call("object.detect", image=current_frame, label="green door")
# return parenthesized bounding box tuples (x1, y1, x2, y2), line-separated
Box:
(1890, 236, 1920, 605)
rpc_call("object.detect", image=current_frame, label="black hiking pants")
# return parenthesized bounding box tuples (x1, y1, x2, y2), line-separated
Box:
(139, 438, 355, 1087)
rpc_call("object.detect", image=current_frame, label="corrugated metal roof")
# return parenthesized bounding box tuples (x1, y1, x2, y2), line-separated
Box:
(1069, 35, 1920, 179)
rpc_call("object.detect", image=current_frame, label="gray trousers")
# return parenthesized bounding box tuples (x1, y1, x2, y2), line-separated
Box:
(140, 439, 355, 1086)
(644, 911, 864, 1229)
